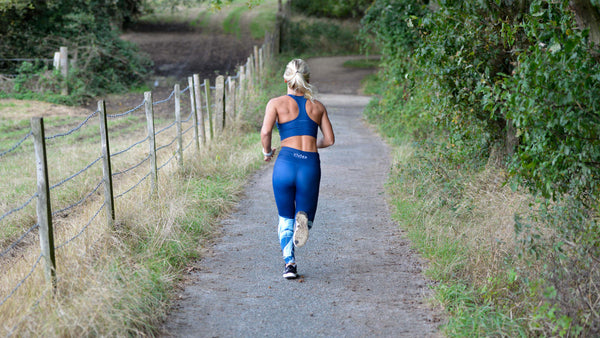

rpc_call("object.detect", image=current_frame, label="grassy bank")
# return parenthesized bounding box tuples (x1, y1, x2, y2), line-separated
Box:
(0, 51, 289, 336)
(138, 0, 279, 40)
(364, 80, 597, 335)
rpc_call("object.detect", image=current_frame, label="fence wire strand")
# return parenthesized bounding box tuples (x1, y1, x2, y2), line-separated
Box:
(0, 130, 32, 159)
(0, 254, 43, 308)
(182, 124, 194, 135)
(49, 156, 102, 190)
(108, 99, 145, 118)
(55, 204, 104, 250)
(45, 110, 99, 140)
(0, 193, 37, 224)
(114, 172, 151, 199)
(153, 90, 175, 105)
(183, 138, 194, 151)
(156, 136, 178, 153)
(158, 152, 177, 172)
(0, 223, 39, 259)
(156, 121, 176, 136)
(112, 154, 150, 177)
(182, 109, 194, 122)
(52, 180, 103, 216)
(111, 135, 149, 157)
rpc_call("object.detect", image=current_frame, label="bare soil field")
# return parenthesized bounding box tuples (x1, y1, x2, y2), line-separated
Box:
(121, 22, 259, 81)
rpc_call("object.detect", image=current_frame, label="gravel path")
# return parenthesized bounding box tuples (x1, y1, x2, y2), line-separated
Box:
(160, 56, 442, 337)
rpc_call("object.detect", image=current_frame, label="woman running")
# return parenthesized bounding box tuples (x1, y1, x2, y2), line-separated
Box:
(260, 59, 335, 279)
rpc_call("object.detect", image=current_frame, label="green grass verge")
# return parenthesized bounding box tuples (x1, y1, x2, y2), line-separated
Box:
(390, 183, 527, 336)
(342, 58, 380, 69)
(249, 10, 277, 39)
(366, 79, 533, 336)
(223, 5, 247, 38)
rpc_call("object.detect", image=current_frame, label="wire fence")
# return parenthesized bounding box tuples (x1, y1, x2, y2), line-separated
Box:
(0, 28, 278, 332)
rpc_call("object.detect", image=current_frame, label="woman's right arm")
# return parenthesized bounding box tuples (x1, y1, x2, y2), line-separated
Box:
(261, 99, 278, 161)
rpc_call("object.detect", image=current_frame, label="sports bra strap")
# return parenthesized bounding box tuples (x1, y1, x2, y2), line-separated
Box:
(277, 95, 319, 140)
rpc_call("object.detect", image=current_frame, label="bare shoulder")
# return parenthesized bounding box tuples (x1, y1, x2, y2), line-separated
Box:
(311, 99, 327, 113)
(267, 95, 291, 108)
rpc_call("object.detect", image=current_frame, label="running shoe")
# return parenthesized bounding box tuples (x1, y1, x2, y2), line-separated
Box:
(293, 211, 309, 247)
(283, 264, 298, 279)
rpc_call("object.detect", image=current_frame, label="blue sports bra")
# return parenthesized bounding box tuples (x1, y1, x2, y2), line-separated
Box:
(277, 95, 319, 141)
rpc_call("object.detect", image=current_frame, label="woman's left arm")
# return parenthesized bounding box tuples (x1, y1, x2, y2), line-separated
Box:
(261, 99, 278, 161)
(317, 105, 335, 149)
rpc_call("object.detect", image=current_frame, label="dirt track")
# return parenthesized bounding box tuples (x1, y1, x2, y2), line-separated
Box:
(160, 56, 443, 337)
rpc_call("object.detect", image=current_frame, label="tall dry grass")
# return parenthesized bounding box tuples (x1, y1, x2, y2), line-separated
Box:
(0, 56, 284, 335)
(1, 113, 266, 336)
(387, 142, 539, 335)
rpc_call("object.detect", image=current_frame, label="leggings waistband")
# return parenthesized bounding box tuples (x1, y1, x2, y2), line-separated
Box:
(277, 147, 320, 161)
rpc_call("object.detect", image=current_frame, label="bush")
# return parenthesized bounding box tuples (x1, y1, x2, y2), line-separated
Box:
(362, 0, 600, 335)
(0, 0, 151, 104)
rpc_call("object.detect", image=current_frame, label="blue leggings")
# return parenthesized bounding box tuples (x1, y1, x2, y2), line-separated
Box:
(273, 147, 321, 264)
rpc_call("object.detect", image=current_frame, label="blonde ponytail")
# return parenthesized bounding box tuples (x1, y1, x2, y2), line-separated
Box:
(283, 59, 315, 101)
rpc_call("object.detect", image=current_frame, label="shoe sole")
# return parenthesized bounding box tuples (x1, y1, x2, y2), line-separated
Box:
(293, 211, 309, 248)
(283, 272, 298, 279)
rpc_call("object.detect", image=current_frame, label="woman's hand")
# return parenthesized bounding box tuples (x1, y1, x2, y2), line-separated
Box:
(263, 148, 276, 162)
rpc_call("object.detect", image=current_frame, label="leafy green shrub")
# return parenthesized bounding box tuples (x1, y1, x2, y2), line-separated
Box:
(362, 0, 600, 335)
(12, 62, 61, 94)
(0, 0, 151, 104)
(491, 1, 600, 201)
(360, 0, 425, 73)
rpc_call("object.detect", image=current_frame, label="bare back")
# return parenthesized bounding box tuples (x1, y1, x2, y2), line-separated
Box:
(261, 94, 335, 154)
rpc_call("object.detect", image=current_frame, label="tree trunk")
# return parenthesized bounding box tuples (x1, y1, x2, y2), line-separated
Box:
(571, 0, 600, 46)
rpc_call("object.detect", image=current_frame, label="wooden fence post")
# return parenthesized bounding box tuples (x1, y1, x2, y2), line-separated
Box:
(253, 45, 260, 79)
(174, 84, 183, 168)
(60, 46, 68, 96)
(144, 91, 158, 194)
(31, 117, 57, 289)
(188, 76, 200, 152)
(98, 100, 115, 228)
(53, 52, 60, 71)
(215, 75, 225, 133)
(203, 78, 213, 140)
(239, 66, 246, 99)
(227, 76, 236, 123)
(193, 74, 206, 145)
(246, 56, 253, 88)
(259, 47, 264, 81)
